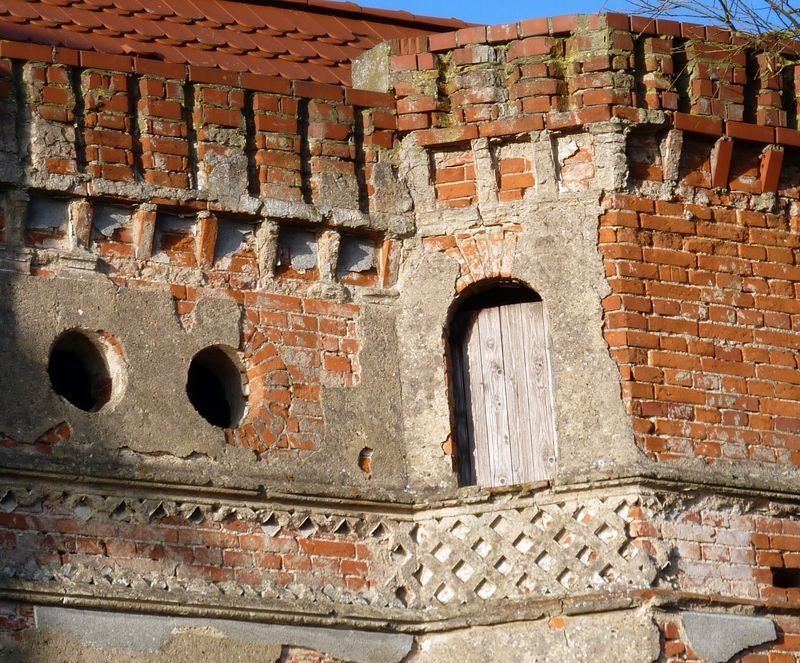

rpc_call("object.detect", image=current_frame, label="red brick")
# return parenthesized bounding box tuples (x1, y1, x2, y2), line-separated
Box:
(674, 112, 723, 136)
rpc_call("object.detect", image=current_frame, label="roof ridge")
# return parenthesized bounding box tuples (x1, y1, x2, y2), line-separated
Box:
(224, 0, 471, 30)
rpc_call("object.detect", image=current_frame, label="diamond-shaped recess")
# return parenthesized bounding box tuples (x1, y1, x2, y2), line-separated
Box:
(494, 556, 512, 575)
(434, 583, 455, 604)
(557, 569, 577, 589)
(554, 528, 575, 549)
(453, 560, 475, 583)
(391, 544, 410, 563)
(535, 551, 554, 572)
(298, 517, 317, 536)
(577, 546, 595, 565)
(73, 498, 94, 522)
(370, 523, 388, 540)
(595, 523, 616, 543)
(413, 565, 434, 587)
(334, 520, 352, 536)
(148, 503, 167, 522)
(599, 565, 619, 583)
(573, 507, 592, 525)
(617, 541, 636, 560)
(261, 514, 281, 536)
(432, 544, 451, 563)
(111, 501, 129, 521)
(450, 520, 470, 540)
(513, 534, 534, 553)
(476, 579, 496, 599)
(473, 538, 492, 558)
(615, 501, 634, 519)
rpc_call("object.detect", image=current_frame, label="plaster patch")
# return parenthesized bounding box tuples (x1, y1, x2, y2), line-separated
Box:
(682, 612, 777, 662)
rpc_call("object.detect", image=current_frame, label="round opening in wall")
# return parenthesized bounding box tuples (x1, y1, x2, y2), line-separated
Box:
(186, 345, 246, 428)
(48, 329, 126, 412)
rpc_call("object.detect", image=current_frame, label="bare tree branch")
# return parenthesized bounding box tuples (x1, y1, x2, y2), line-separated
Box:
(619, 0, 799, 69)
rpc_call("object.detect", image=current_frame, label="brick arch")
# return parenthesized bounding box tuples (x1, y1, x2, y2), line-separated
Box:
(422, 225, 521, 293)
(226, 341, 290, 455)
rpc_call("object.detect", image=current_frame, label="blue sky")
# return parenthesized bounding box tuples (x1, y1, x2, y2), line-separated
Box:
(361, 0, 624, 25)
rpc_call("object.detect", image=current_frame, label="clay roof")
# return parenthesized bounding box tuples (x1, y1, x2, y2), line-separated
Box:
(0, 0, 468, 84)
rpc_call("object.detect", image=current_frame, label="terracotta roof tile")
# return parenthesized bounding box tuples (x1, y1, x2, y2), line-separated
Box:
(4, 0, 39, 20)
(225, 3, 266, 30)
(137, 0, 173, 18)
(187, 0, 236, 26)
(160, 0, 204, 22)
(109, 0, 145, 13)
(0, 0, 468, 84)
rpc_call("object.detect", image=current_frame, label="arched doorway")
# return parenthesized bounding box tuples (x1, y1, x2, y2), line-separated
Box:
(449, 283, 557, 487)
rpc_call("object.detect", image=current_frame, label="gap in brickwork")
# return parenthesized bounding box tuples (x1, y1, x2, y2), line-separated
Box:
(298, 98, 312, 204)
(243, 90, 258, 197)
(354, 107, 369, 213)
(772, 567, 800, 589)
(783, 65, 798, 130)
(633, 36, 647, 110)
(337, 233, 378, 287)
(276, 224, 318, 280)
(186, 345, 246, 428)
(434, 53, 449, 115)
(183, 82, 198, 190)
(743, 50, 760, 124)
(91, 202, 135, 258)
(70, 68, 86, 174)
(12, 61, 28, 167)
(48, 329, 113, 412)
(25, 195, 70, 249)
(672, 40, 691, 114)
(153, 211, 196, 266)
(128, 74, 143, 182)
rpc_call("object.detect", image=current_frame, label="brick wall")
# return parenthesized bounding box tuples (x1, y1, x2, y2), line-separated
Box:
(0, 491, 375, 599)
(4, 10, 800, 657)
(600, 194, 800, 466)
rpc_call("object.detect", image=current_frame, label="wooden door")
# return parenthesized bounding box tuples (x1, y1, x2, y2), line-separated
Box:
(452, 301, 557, 487)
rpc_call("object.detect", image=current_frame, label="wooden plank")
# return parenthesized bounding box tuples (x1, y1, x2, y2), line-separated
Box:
(451, 330, 475, 485)
(500, 303, 536, 484)
(464, 311, 492, 487)
(476, 306, 513, 487)
(518, 301, 557, 480)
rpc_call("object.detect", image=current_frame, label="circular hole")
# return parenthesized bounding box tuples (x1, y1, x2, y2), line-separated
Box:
(186, 345, 246, 428)
(48, 329, 125, 412)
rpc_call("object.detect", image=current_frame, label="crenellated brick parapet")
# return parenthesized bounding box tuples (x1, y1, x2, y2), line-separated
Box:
(380, 13, 799, 141)
(0, 44, 400, 224)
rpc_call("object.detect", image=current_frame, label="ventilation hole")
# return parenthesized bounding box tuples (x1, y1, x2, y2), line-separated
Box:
(186, 345, 245, 428)
(772, 567, 800, 588)
(48, 329, 123, 412)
